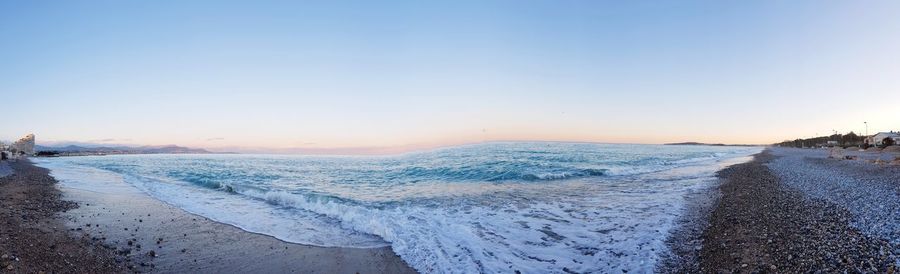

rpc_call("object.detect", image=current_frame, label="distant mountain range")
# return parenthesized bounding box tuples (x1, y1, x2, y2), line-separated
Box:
(35, 144, 214, 154)
(664, 142, 727, 146)
(664, 142, 761, 147)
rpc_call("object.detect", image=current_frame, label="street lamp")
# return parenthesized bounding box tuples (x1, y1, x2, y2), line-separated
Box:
(863, 122, 869, 148)
(832, 129, 838, 145)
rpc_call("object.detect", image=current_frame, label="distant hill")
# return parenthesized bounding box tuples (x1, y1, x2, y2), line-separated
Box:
(35, 144, 214, 155)
(135, 145, 212, 154)
(664, 142, 761, 147)
(35, 145, 130, 152)
(664, 142, 727, 146)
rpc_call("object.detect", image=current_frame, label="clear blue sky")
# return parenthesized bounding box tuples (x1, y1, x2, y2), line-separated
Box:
(2, 1, 898, 150)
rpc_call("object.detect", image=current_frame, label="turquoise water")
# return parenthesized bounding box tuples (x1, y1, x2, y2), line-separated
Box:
(36, 142, 760, 273)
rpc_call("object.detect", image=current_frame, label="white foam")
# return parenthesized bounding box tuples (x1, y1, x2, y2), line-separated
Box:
(34, 144, 762, 273)
(235, 174, 717, 272)
(35, 158, 388, 248)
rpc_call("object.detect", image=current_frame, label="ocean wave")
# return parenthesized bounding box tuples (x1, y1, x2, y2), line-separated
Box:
(35, 142, 763, 273)
(394, 165, 608, 182)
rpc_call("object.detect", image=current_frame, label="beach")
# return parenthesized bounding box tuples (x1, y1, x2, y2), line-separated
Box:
(0, 159, 121, 272)
(666, 147, 899, 272)
(5, 0, 898, 271)
(3, 145, 899, 273)
(0, 159, 414, 273)
(10, 143, 763, 272)
(29, 143, 762, 272)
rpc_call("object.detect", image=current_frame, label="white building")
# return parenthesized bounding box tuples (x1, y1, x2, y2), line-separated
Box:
(867, 132, 900, 147)
(11, 133, 35, 155)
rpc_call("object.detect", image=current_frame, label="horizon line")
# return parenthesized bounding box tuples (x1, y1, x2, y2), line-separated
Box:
(32, 139, 770, 156)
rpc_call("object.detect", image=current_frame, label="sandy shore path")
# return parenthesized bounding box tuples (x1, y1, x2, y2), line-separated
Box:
(4, 159, 416, 273)
(0, 159, 122, 272)
(59, 168, 417, 273)
(672, 149, 897, 272)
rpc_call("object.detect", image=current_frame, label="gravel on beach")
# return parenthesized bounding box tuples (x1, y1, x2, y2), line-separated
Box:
(768, 147, 900, 266)
(0, 159, 122, 273)
(672, 149, 897, 273)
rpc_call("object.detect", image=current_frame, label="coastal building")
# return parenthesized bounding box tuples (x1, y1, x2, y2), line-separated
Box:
(10, 134, 36, 155)
(866, 132, 900, 147)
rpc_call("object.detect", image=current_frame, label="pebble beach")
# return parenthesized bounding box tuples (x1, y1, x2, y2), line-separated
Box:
(667, 147, 899, 272)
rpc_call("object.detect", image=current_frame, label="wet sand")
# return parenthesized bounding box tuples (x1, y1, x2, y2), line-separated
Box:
(2, 159, 416, 273)
(0, 161, 12, 177)
(0, 159, 121, 272)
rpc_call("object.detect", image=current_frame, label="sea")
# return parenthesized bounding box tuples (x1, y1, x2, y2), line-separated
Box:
(34, 142, 761, 273)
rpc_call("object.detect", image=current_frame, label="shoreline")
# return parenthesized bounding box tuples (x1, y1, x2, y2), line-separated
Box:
(0, 159, 122, 272)
(657, 153, 755, 272)
(1, 159, 416, 273)
(666, 148, 897, 272)
(7, 146, 899, 272)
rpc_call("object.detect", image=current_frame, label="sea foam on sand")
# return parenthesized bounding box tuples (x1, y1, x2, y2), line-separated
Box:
(36, 143, 760, 273)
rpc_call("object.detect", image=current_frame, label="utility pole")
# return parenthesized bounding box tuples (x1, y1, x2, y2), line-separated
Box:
(864, 121, 869, 148)
(833, 129, 838, 145)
